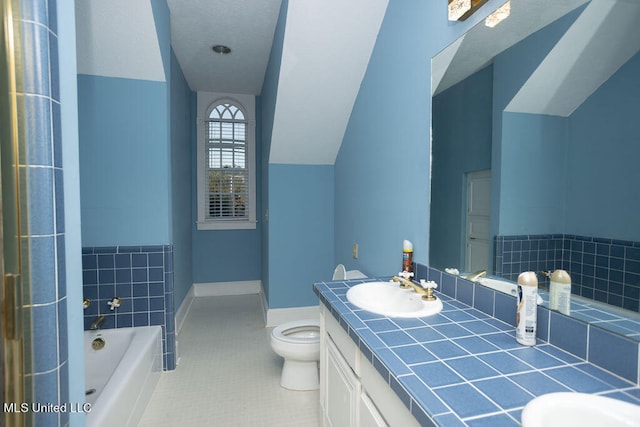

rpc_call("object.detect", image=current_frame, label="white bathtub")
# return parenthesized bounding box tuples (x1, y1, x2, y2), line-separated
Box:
(84, 326, 163, 427)
(478, 277, 544, 304)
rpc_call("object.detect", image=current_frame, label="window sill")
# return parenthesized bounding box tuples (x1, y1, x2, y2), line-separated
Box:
(196, 220, 257, 231)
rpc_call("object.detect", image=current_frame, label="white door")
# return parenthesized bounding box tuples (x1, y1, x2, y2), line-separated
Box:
(465, 170, 491, 272)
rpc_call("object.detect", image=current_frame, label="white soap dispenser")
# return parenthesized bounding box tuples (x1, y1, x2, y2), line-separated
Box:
(516, 271, 538, 346)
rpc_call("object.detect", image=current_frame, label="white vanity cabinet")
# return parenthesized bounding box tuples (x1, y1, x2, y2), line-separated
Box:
(325, 337, 361, 426)
(320, 304, 420, 427)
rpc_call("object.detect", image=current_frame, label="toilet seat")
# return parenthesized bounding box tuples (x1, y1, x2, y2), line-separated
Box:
(270, 319, 321, 390)
(272, 319, 320, 344)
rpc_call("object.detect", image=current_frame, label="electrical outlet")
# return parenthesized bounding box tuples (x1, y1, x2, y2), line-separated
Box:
(352, 243, 358, 259)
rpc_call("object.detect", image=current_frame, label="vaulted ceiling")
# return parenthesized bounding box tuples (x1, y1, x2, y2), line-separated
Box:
(75, 0, 640, 164)
(75, 0, 388, 165)
(434, 0, 640, 117)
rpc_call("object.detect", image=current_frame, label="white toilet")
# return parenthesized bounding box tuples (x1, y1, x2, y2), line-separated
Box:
(270, 266, 367, 390)
(270, 319, 321, 390)
(332, 263, 367, 280)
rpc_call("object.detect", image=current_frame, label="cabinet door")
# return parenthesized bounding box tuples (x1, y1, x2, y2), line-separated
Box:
(326, 338, 359, 427)
(358, 391, 387, 427)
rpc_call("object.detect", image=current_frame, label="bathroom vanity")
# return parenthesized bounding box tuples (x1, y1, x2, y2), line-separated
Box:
(320, 303, 420, 426)
(315, 278, 640, 426)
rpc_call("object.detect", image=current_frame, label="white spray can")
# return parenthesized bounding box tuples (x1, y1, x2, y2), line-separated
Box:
(516, 271, 538, 346)
(549, 269, 571, 315)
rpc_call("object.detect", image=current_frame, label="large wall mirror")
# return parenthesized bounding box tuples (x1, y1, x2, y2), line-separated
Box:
(430, 0, 640, 338)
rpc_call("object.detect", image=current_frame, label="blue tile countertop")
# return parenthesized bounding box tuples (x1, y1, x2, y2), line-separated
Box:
(313, 278, 640, 427)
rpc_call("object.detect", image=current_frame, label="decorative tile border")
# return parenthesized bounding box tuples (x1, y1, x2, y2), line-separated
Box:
(494, 234, 640, 313)
(82, 245, 175, 370)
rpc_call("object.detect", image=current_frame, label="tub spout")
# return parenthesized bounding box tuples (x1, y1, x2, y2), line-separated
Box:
(466, 269, 487, 282)
(90, 315, 106, 330)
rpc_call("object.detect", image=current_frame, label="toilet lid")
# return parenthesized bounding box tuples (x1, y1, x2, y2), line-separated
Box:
(332, 264, 347, 280)
(272, 319, 320, 344)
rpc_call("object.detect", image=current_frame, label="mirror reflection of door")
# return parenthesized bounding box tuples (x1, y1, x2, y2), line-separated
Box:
(465, 170, 491, 272)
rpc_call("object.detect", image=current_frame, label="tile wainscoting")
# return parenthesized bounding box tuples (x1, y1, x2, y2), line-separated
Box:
(494, 234, 640, 312)
(414, 262, 639, 385)
(82, 245, 176, 370)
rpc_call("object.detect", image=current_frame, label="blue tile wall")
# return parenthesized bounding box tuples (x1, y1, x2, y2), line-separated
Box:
(82, 245, 176, 370)
(495, 234, 640, 313)
(417, 262, 640, 385)
(14, 0, 69, 424)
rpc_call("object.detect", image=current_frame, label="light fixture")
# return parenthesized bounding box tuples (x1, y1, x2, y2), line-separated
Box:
(212, 45, 231, 55)
(448, 0, 490, 21)
(448, 0, 471, 20)
(484, 1, 511, 28)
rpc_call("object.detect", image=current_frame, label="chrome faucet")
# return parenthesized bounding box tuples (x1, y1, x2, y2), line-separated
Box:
(90, 315, 106, 330)
(466, 269, 487, 282)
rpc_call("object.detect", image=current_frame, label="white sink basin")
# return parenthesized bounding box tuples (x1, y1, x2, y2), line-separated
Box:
(346, 281, 443, 318)
(521, 392, 640, 427)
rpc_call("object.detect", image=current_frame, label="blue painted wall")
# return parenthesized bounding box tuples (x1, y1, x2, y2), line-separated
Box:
(190, 96, 263, 285)
(268, 164, 334, 308)
(431, 65, 493, 270)
(334, 0, 503, 277)
(170, 49, 193, 307)
(191, 226, 262, 283)
(491, 7, 582, 241)
(500, 112, 568, 234)
(260, 0, 288, 303)
(427, 7, 590, 270)
(78, 75, 171, 246)
(567, 51, 640, 241)
(496, 16, 639, 242)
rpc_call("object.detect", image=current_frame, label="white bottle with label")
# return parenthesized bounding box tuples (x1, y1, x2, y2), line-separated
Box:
(549, 269, 571, 315)
(516, 271, 538, 346)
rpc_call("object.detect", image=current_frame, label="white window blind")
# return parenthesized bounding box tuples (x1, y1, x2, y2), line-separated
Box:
(206, 103, 248, 220)
(196, 93, 255, 230)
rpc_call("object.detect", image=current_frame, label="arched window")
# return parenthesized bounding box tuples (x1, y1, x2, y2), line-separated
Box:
(197, 95, 255, 229)
(206, 102, 247, 219)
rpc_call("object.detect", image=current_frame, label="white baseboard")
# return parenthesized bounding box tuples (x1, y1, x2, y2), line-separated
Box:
(176, 281, 261, 335)
(265, 304, 320, 328)
(260, 286, 269, 326)
(258, 282, 319, 327)
(193, 280, 261, 297)
(182, 280, 317, 328)
(175, 286, 195, 336)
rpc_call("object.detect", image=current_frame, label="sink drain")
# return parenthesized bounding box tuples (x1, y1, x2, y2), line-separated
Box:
(85, 388, 96, 396)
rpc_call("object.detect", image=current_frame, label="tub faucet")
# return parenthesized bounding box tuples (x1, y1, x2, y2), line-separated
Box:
(466, 269, 487, 282)
(90, 315, 106, 330)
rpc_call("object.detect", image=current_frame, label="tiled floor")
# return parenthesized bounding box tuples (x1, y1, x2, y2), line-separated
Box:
(138, 295, 320, 426)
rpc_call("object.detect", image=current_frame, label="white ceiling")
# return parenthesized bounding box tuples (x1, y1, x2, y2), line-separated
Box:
(268, 0, 389, 165)
(432, 0, 591, 95)
(507, 0, 640, 116)
(75, 0, 166, 82)
(166, 0, 282, 94)
(434, 0, 640, 117)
